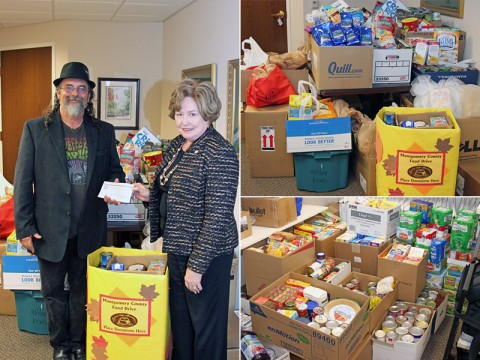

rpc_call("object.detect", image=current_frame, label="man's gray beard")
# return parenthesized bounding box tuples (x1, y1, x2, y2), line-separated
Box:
(63, 101, 85, 117)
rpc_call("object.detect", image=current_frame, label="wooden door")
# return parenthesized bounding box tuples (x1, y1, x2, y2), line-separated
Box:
(241, 0, 288, 54)
(1, 46, 52, 183)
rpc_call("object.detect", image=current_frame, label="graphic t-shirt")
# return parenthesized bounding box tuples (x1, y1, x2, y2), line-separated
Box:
(63, 122, 88, 238)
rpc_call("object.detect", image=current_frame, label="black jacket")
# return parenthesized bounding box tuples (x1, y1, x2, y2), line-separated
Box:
(14, 112, 125, 261)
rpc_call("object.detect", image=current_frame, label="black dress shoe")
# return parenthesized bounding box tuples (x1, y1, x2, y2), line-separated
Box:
(72, 348, 86, 360)
(53, 349, 71, 360)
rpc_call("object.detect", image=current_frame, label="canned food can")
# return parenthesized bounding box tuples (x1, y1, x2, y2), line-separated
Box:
(397, 302, 408, 315)
(415, 313, 428, 324)
(416, 297, 427, 305)
(389, 305, 401, 317)
(386, 331, 397, 344)
(332, 327, 344, 337)
(319, 326, 331, 335)
(396, 316, 407, 325)
(351, 278, 360, 286)
(312, 306, 324, 317)
(307, 321, 321, 330)
(375, 329, 386, 342)
(385, 315, 396, 323)
(285, 300, 296, 310)
(409, 326, 424, 342)
(416, 320, 429, 330)
(382, 320, 397, 333)
(367, 281, 377, 289)
(297, 303, 309, 317)
(402, 321, 413, 329)
(314, 314, 328, 326)
(326, 320, 340, 330)
(426, 300, 437, 308)
(346, 283, 356, 291)
(100, 251, 113, 269)
(384, 111, 396, 125)
(404, 311, 415, 323)
(401, 334, 415, 343)
(419, 308, 432, 321)
(395, 327, 408, 337)
(409, 306, 419, 315)
(368, 286, 377, 295)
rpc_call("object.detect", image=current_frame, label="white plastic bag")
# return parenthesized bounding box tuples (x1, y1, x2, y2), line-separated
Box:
(410, 74, 480, 118)
(241, 37, 268, 69)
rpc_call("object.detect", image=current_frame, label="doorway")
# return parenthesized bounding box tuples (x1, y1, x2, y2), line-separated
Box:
(0, 46, 52, 183)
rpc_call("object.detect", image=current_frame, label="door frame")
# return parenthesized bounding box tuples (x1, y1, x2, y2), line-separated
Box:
(0, 42, 55, 173)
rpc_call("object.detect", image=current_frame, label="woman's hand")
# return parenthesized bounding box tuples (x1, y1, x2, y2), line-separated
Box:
(132, 183, 150, 202)
(185, 268, 203, 295)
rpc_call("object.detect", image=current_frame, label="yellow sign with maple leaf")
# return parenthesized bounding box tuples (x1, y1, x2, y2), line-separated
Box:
(376, 107, 460, 196)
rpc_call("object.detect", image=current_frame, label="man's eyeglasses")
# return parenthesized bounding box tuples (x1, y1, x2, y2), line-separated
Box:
(59, 85, 89, 94)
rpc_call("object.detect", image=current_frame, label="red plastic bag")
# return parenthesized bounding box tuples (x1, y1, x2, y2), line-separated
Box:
(246, 64, 296, 108)
(0, 197, 15, 239)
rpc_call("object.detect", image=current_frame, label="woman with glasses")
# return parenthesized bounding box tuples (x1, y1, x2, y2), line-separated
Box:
(130, 78, 239, 360)
(14, 62, 125, 360)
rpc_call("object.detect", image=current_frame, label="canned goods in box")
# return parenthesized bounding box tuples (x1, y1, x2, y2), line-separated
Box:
(389, 305, 401, 317)
(395, 327, 408, 337)
(386, 331, 397, 344)
(326, 320, 339, 330)
(100, 251, 113, 269)
(396, 302, 408, 315)
(314, 314, 328, 326)
(404, 311, 415, 323)
(396, 316, 407, 325)
(382, 320, 397, 333)
(402, 334, 415, 343)
(419, 308, 432, 321)
(415, 313, 428, 324)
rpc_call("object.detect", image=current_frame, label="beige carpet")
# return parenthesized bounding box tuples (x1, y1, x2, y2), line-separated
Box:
(0, 310, 240, 359)
(241, 140, 365, 196)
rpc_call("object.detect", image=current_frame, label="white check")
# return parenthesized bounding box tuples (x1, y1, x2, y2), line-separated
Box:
(97, 182, 134, 203)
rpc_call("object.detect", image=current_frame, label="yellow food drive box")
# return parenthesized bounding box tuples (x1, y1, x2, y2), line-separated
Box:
(86, 247, 171, 360)
(375, 107, 460, 196)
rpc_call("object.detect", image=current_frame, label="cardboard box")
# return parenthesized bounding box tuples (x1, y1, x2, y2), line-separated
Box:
(241, 69, 309, 103)
(338, 272, 398, 332)
(377, 244, 427, 302)
(314, 229, 347, 257)
(293, 256, 352, 285)
(372, 304, 435, 360)
(346, 202, 402, 240)
(411, 66, 479, 85)
(351, 144, 376, 196)
(244, 105, 294, 178)
(456, 117, 480, 161)
(240, 211, 253, 239)
(250, 272, 370, 360)
(431, 289, 448, 334)
(400, 93, 414, 108)
(243, 240, 315, 297)
(241, 197, 297, 228)
(107, 202, 146, 222)
(372, 47, 413, 84)
(334, 239, 391, 276)
(311, 41, 373, 90)
(350, 334, 372, 360)
(2, 254, 41, 290)
(456, 159, 480, 196)
(285, 117, 352, 153)
(0, 243, 16, 315)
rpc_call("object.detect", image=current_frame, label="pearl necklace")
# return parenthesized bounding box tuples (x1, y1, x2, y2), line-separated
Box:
(158, 145, 183, 186)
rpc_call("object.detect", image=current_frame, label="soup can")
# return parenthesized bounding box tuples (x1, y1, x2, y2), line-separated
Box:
(368, 286, 377, 295)
(351, 278, 360, 287)
(386, 331, 397, 344)
(416, 321, 429, 330)
(100, 251, 113, 269)
(402, 334, 415, 343)
(367, 281, 377, 289)
(404, 311, 415, 323)
(416, 297, 426, 305)
(313, 306, 324, 317)
(409, 326, 424, 342)
(396, 316, 407, 326)
(397, 302, 408, 315)
(382, 320, 397, 333)
(402, 321, 413, 329)
(375, 330, 386, 342)
(389, 305, 401, 317)
(415, 313, 428, 324)
(419, 308, 432, 321)
(426, 300, 437, 308)
(314, 314, 328, 326)
(385, 315, 396, 323)
(346, 283, 356, 291)
(297, 303, 309, 318)
(395, 327, 409, 337)
(428, 290, 438, 301)
(332, 327, 344, 337)
(319, 327, 331, 335)
(326, 320, 340, 330)
(308, 321, 321, 330)
(409, 306, 419, 315)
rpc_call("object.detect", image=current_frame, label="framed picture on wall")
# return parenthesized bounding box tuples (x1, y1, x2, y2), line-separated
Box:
(97, 78, 140, 130)
(420, 0, 464, 18)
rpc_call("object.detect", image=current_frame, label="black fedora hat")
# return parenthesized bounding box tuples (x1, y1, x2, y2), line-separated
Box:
(53, 62, 96, 89)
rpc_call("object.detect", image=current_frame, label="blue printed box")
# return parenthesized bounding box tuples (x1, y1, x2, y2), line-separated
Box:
(2, 255, 41, 290)
(286, 117, 352, 153)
